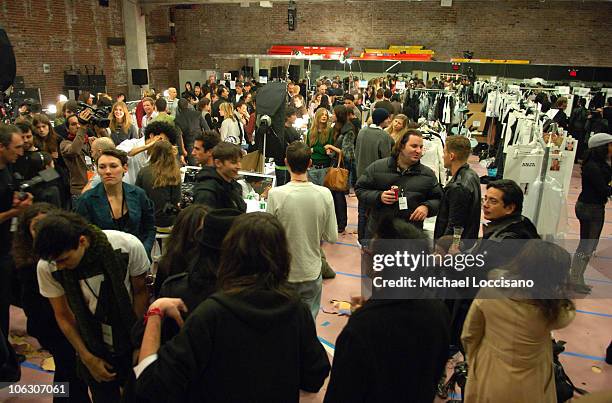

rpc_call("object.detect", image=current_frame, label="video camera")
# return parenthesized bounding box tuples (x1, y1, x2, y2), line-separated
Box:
(77, 102, 111, 128)
(14, 168, 60, 200)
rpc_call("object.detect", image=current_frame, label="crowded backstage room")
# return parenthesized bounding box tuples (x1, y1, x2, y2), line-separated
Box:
(0, 0, 611, 402)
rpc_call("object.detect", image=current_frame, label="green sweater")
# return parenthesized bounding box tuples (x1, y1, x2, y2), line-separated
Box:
(307, 128, 333, 165)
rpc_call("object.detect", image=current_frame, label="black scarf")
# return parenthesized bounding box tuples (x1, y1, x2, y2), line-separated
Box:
(51, 226, 136, 359)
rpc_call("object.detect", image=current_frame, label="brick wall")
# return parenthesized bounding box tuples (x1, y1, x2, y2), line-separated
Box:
(174, 1, 612, 72)
(2, 0, 611, 105)
(145, 7, 177, 93)
(0, 0, 128, 105)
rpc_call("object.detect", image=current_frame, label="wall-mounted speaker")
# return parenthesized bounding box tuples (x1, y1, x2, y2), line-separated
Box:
(131, 69, 148, 86)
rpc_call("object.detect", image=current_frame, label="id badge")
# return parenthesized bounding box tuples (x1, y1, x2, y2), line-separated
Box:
(398, 196, 408, 210)
(101, 323, 114, 350)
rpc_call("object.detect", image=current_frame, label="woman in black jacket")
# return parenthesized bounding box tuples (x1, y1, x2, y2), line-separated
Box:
(135, 140, 182, 228)
(181, 81, 194, 100)
(134, 213, 330, 403)
(323, 105, 356, 233)
(12, 203, 91, 403)
(325, 217, 450, 403)
(570, 133, 611, 293)
(551, 96, 569, 130)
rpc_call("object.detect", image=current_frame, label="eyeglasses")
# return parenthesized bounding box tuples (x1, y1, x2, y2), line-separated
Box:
(481, 197, 500, 206)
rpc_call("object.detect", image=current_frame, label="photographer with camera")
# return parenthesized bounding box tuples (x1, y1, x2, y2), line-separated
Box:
(0, 124, 32, 339)
(60, 109, 93, 205)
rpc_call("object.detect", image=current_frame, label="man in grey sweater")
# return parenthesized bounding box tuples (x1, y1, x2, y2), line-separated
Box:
(267, 142, 337, 319)
(354, 108, 394, 245)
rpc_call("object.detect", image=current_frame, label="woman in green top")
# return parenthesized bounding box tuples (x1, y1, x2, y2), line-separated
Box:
(306, 108, 333, 186)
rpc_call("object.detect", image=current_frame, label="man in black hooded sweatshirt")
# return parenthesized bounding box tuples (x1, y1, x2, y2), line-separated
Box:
(192, 142, 246, 212)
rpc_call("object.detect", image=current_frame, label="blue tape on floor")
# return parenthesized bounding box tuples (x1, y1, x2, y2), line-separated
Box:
(331, 241, 361, 248)
(576, 309, 612, 318)
(318, 336, 336, 350)
(21, 361, 53, 373)
(320, 321, 331, 327)
(335, 271, 368, 279)
(561, 351, 606, 362)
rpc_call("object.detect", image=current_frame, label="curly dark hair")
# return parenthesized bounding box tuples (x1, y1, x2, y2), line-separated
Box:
(144, 120, 178, 145)
(12, 203, 58, 268)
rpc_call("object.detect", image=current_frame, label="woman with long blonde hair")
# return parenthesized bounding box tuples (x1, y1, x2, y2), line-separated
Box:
(135, 140, 182, 227)
(109, 101, 137, 145)
(306, 108, 333, 186)
(219, 102, 243, 145)
(385, 114, 409, 143)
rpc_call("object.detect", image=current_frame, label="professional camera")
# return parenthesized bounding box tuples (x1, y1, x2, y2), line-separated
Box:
(77, 102, 111, 128)
(14, 168, 60, 200)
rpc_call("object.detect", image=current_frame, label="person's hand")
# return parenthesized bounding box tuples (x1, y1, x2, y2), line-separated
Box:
(180, 155, 186, 166)
(261, 185, 272, 200)
(150, 298, 188, 327)
(12, 192, 33, 210)
(83, 355, 116, 382)
(78, 108, 93, 124)
(409, 205, 428, 221)
(380, 190, 396, 205)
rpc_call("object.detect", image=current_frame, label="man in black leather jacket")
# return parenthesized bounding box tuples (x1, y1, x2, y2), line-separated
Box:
(355, 129, 442, 240)
(434, 136, 481, 245)
(192, 142, 246, 212)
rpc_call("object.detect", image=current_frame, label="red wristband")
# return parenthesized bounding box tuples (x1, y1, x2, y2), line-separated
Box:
(144, 307, 163, 325)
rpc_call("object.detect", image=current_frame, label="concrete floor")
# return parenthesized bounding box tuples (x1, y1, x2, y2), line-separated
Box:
(2, 159, 611, 402)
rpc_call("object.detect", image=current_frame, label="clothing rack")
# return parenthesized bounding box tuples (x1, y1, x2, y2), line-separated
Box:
(518, 87, 558, 92)
(410, 88, 455, 93)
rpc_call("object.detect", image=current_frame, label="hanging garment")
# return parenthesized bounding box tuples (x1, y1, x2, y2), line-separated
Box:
(421, 134, 446, 185)
(486, 91, 498, 117)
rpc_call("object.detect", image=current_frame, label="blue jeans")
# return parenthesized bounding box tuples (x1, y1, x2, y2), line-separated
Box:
(307, 167, 329, 186)
(288, 274, 322, 320)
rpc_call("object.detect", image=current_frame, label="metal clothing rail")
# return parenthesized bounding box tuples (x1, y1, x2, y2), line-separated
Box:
(409, 88, 455, 93)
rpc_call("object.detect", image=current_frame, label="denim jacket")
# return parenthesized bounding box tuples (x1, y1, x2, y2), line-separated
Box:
(75, 182, 156, 254)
